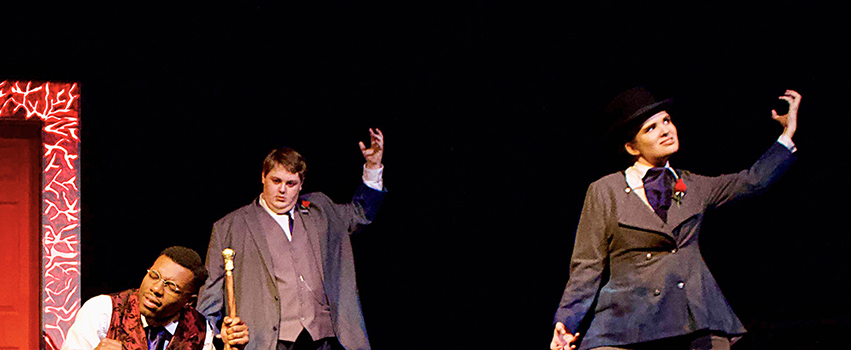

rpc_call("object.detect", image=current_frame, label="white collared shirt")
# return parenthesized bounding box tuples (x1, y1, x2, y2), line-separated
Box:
(259, 197, 296, 241)
(140, 313, 178, 347)
(60, 295, 213, 350)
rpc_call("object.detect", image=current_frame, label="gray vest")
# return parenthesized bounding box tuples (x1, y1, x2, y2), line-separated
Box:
(259, 208, 334, 341)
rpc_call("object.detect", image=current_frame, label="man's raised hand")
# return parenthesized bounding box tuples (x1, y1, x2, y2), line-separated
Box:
(359, 128, 384, 169)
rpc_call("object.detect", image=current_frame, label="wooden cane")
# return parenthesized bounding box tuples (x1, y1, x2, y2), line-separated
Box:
(222, 248, 237, 350)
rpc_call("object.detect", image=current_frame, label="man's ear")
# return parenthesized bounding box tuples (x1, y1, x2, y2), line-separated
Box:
(624, 142, 640, 156)
(186, 294, 198, 308)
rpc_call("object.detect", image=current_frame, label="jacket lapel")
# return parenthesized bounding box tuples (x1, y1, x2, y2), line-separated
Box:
(244, 200, 277, 284)
(617, 184, 676, 240)
(293, 207, 326, 281)
(614, 171, 702, 243)
(608, 169, 681, 242)
(662, 172, 701, 242)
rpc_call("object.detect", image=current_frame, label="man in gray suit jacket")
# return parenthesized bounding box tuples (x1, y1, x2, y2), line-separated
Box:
(198, 129, 386, 350)
(551, 88, 801, 350)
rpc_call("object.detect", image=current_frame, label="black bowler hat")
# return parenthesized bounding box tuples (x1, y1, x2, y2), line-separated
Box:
(605, 87, 672, 145)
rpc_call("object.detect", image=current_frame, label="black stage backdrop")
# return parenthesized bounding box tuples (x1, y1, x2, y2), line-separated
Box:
(5, 2, 849, 349)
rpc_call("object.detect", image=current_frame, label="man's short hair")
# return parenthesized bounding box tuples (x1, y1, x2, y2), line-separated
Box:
(262, 147, 307, 180)
(159, 246, 208, 294)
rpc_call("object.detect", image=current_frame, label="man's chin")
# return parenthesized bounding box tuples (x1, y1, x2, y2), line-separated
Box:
(273, 202, 295, 213)
(139, 306, 155, 318)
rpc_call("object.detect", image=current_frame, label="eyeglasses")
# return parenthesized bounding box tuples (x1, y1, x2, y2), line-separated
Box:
(146, 269, 184, 295)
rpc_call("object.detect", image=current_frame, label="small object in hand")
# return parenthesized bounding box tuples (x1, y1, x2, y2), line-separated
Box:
(772, 96, 790, 116)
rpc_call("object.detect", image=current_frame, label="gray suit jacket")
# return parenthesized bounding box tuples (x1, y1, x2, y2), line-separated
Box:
(198, 184, 385, 350)
(554, 143, 795, 349)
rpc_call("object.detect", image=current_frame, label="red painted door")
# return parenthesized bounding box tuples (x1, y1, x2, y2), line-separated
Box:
(0, 124, 41, 350)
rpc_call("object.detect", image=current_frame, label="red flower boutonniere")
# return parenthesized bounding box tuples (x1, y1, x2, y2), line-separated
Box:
(298, 200, 311, 214)
(673, 178, 687, 206)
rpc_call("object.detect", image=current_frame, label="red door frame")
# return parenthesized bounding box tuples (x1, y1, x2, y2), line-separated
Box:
(1, 81, 81, 349)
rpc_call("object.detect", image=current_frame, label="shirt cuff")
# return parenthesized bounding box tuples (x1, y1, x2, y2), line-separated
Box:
(363, 165, 384, 190)
(777, 135, 797, 153)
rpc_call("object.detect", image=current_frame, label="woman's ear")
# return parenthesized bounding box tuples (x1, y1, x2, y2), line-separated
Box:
(624, 142, 640, 156)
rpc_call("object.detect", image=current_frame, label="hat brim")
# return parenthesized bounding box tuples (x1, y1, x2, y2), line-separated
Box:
(605, 97, 673, 146)
(622, 98, 673, 128)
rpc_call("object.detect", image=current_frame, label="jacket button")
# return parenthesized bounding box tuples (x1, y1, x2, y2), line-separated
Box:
(624, 187, 631, 193)
(645, 253, 652, 260)
(653, 289, 661, 296)
(274, 296, 279, 301)
(671, 249, 677, 254)
(677, 282, 685, 289)
(273, 326, 278, 331)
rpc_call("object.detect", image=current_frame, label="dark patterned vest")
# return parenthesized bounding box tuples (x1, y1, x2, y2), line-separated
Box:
(106, 289, 206, 350)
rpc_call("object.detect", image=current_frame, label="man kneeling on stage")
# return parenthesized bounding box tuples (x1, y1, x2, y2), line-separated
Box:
(62, 246, 249, 350)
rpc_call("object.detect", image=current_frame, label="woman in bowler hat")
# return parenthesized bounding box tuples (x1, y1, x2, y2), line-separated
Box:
(550, 87, 801, 350)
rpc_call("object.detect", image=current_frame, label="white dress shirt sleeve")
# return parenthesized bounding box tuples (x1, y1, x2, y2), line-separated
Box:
(362, 165, 384, 190)
(777, 134, 797, 153)
(61, 295, 112, 350)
